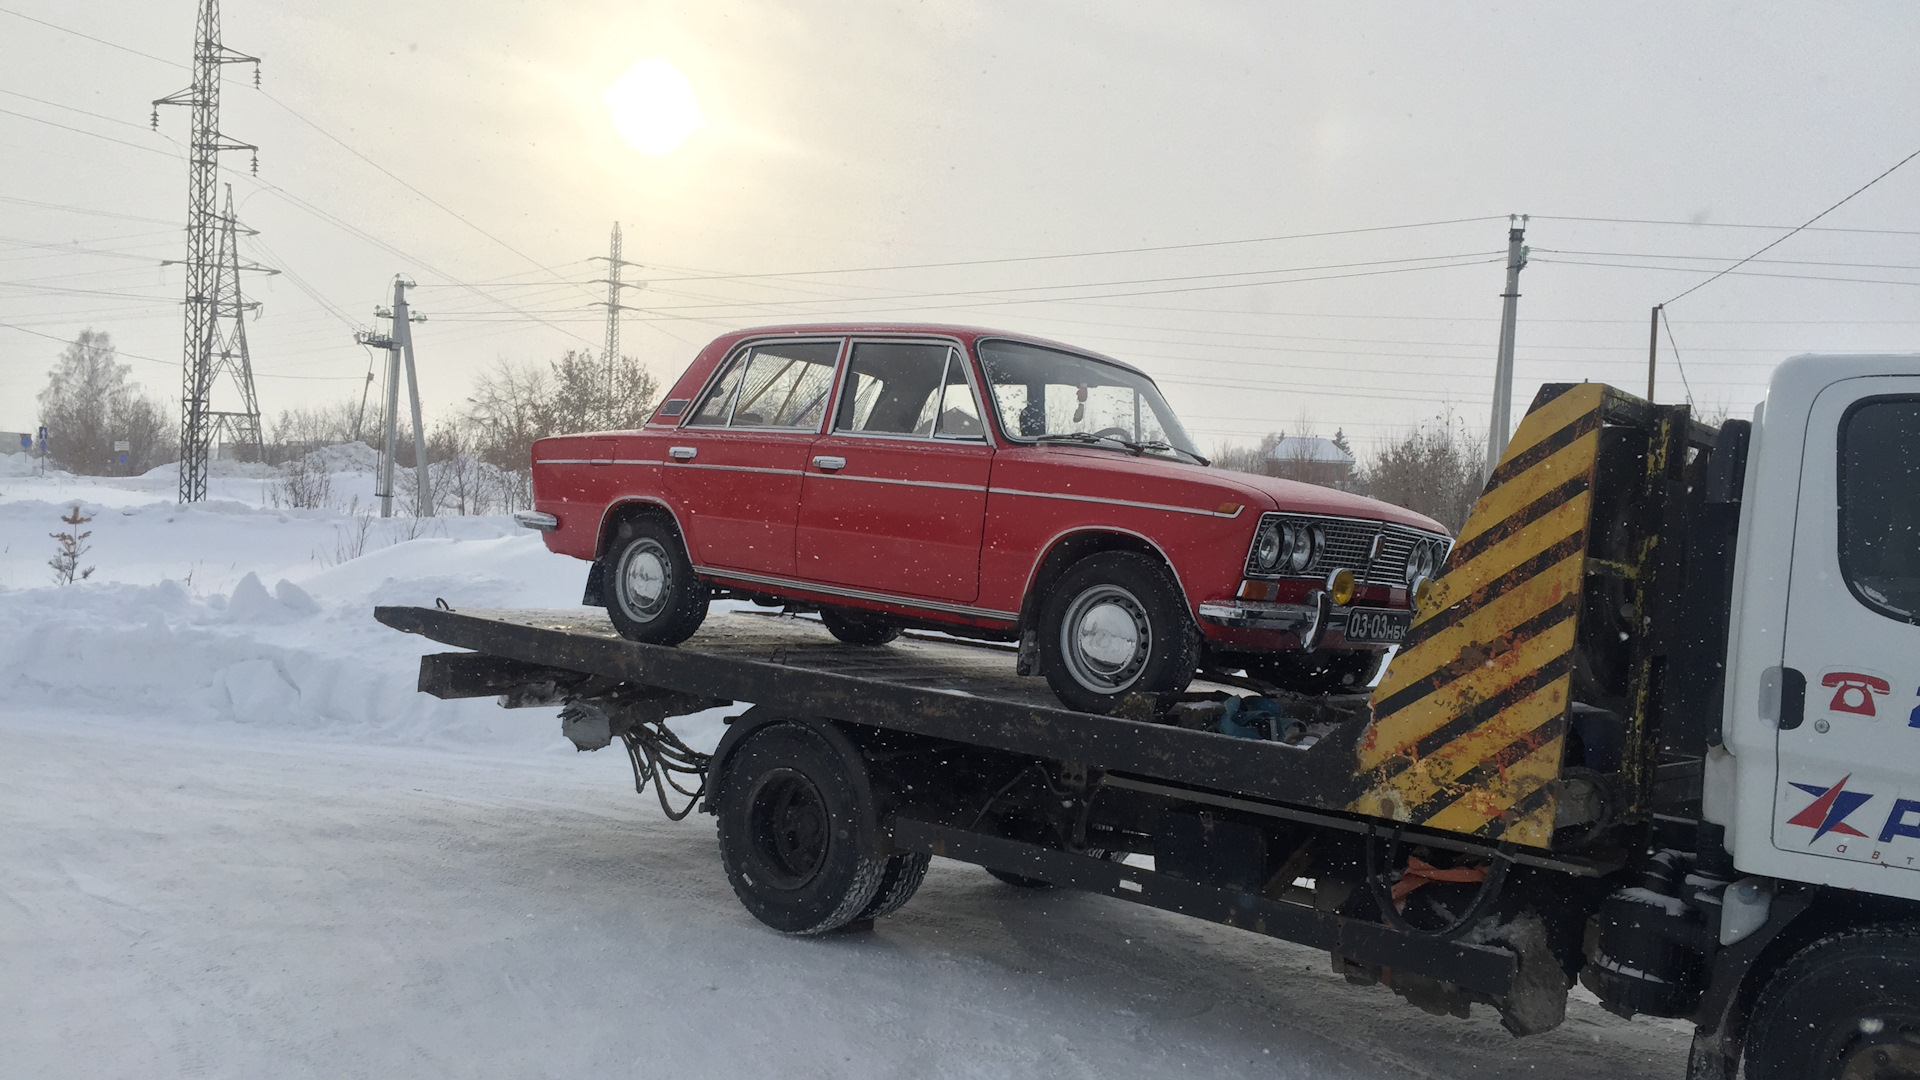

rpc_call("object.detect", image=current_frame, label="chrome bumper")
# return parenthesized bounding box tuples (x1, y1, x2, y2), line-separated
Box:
(513, 510, 559, 532)
(1197, 592, 1347, 650)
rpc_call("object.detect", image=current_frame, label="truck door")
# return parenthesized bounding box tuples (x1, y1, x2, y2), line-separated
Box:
(1775, 378, 1920, 871)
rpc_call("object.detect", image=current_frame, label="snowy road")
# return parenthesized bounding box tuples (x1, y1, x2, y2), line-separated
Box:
(3, 707, 1691, 1080)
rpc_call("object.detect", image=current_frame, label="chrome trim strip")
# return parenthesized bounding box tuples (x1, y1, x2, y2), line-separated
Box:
(990, 487, 1243, 518)
(534, 458, 664, 467)
(812, 473, 987, 492)
(1197, 600, 1333, 630)
(512, 510, 559, 532)
(693, 565, 1019, 622)
(666, 462, 808, 477)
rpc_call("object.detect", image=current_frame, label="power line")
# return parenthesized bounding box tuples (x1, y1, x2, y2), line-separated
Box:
(1661, 145, 1920, 305)
(1535, 214, 1920, 238)
(0, 104, 180, 158)
(633, 216, 1510, 285)
(1661, 308, 1694, 406)
(1535, 256, 1920, 290)
(0, 193, 178, 227)
(0, 6, 181, 68)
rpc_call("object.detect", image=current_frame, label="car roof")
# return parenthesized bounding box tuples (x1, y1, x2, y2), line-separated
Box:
(710, 322, 1155, 381)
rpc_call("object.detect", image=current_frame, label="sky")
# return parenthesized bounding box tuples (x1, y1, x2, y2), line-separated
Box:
(4, 0, 1920, 454)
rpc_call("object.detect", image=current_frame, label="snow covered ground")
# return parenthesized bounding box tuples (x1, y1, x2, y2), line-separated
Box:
(0, 454, 1691, 1079)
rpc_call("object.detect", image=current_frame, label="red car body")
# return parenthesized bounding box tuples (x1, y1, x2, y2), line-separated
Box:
(528, 324, 1447, 684)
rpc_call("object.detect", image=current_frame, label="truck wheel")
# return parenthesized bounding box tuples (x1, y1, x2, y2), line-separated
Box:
(715, 725, 888, 935)
(1038, 552, 1200, 714)
(601, 517, 708, 645)
(856, 852, 930, 919)
(820, 608, 902, 646)
(1246, 649, 1384, 694)
(1743, 926, 1920, 1080)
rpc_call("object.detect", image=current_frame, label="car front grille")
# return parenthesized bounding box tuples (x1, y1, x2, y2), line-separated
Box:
(1244, 513, 1450, 586)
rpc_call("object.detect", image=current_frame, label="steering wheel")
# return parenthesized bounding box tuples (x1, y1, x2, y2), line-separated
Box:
(1090, 427, 1133, 442)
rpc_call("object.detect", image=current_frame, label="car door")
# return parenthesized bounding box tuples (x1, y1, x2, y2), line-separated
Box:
(796, 339, 992, 604)
(1774, 378, 1920, 871)
(664, 338, 842, 577)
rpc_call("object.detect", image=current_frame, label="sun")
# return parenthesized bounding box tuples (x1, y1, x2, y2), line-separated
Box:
(604, 58, 705, 156)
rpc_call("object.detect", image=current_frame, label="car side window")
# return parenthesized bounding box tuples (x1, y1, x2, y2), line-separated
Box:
(1837, 395, 1920, 623)
(685, 341, 840, 429)
(835, 342, 984, 439)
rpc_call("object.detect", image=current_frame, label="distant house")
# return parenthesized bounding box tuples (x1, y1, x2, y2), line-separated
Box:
(0, 431, 29, 455)
(1264, 433, 1355, 487)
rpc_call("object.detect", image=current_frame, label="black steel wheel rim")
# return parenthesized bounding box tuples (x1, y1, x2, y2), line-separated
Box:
(745, 769, 830, 890)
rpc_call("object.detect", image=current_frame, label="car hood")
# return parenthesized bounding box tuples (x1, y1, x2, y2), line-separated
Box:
(1023, 446, 1450, 535)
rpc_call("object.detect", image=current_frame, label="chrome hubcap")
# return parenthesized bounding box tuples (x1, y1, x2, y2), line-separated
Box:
(618, 540, 671, 620)
(1061, 584, 1151, 693)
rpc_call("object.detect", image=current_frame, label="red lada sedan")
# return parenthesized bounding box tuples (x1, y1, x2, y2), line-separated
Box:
(523, 325, 1450, 712)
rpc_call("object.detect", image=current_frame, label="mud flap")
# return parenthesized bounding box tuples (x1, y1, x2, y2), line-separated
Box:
(582, 560, 605, 606)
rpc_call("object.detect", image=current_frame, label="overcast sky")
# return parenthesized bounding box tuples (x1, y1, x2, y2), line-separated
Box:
(5, 1, 1919, 452)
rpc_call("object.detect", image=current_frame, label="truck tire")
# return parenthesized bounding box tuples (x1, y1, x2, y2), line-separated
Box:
(715, 724, 888, 935)
(1245, 648, 1384, 694)
(856, 852, 930, 919)
(601, 517, 709, 645)
(820, 608, 902, 646)
(1038, 552, 1199, 714)
(1743, 925, 1920, 1080)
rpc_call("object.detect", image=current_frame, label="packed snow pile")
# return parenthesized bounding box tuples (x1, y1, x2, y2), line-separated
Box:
(0, 464, 625, 755)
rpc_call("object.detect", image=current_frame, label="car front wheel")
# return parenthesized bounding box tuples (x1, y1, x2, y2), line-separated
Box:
(601, 517, 709, 644)
(1038, 551, 1199, 714)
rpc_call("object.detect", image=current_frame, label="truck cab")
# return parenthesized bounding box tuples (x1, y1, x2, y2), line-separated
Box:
(1713, 354, 1920, 898)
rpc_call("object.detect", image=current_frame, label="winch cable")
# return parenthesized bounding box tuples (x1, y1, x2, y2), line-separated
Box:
(1364, 823, 1514, 942)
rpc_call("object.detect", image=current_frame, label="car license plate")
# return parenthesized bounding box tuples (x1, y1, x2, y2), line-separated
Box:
(1346, 607, 1411, 644)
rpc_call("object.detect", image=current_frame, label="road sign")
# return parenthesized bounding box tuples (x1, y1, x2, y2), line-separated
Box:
(114, 440, 130, 453)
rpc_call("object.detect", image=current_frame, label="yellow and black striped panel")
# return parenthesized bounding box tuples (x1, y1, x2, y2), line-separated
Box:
(1349, 382, 1608, 849)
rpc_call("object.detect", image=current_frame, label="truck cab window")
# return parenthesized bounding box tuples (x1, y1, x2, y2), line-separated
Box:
(1838, 396, 1920, 622)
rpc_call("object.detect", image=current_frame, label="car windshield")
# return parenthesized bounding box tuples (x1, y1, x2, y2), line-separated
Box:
(976, 339, 1201, 461)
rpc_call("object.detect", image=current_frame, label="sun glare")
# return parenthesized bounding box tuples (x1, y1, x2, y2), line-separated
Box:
(604, 58, 705, 156)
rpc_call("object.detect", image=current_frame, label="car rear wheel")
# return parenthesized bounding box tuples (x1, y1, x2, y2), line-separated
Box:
(819, 608, 902, 646)
(1038, 551, 1199, 714)
(601, 517, 709, 644)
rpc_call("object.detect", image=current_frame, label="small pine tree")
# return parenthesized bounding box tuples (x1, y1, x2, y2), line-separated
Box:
(49, 503, 94, 585)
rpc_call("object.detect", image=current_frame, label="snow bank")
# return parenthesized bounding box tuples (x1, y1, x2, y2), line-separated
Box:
(0, 466, 694, 755)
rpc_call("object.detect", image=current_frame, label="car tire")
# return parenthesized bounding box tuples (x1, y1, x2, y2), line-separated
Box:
(1742, 925, 1920, 1080)
(820, 608, 902, 646)
(601, 516, 709, 645)
(1245, 648, 1385, 694)
(715, 725, 889, 935)
(1038, 552, 1199, 714)
(856, 852, 930, 919)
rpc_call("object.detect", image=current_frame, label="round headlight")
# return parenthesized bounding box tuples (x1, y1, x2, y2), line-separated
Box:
(1254, 525, 1281, 571)
(1427, 540, 1446, 579)
(1404, 543, 1424, 586)
(1289, 524, 1317, 572)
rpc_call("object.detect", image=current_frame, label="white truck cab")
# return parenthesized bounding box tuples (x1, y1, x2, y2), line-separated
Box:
(1710, 354, 1920, 901)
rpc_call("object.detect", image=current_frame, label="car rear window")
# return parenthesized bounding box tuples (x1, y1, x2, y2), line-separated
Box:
(686, 341, 841, 429)
(835, 342, 983, 439)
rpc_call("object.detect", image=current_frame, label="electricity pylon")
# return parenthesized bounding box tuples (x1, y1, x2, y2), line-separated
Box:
(153, 0, 262, 502)
(201, 185, 276, 463)
(590, 222, 644, 428)
(355, 277, 429, 519)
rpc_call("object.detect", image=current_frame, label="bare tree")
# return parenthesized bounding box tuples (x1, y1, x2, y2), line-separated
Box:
(36, 330, 175, 475)
(1359, 410, 1487, 534)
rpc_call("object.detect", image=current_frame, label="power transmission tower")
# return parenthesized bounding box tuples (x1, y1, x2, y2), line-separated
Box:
(1484, 215, 1529, 477)
(355, 277, 429, 519)
(153, 0, 261, 503)
(201, 185, 276, 463)
(590, 222, 644, 428)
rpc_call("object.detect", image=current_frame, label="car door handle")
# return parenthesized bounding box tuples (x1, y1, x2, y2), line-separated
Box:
(812, 455, 846, 471)
(1762, 665, 1808, 729)
(668, 446, 696, 461)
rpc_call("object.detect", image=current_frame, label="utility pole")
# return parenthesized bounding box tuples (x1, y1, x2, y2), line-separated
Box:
(590, 222, 645, 429)
(1646, 304, 1663, 401)
(355, 277, 428, 518)
(1484, 215, 1529, 477)
(153, 0, 260, 504)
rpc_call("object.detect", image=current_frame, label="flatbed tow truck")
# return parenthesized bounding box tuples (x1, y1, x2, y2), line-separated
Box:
(379, 359, 1920, 1080)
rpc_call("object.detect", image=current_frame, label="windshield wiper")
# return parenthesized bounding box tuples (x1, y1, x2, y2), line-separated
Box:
(1135, 440, 1211, 466)
(1032, 432, 1209, 466)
